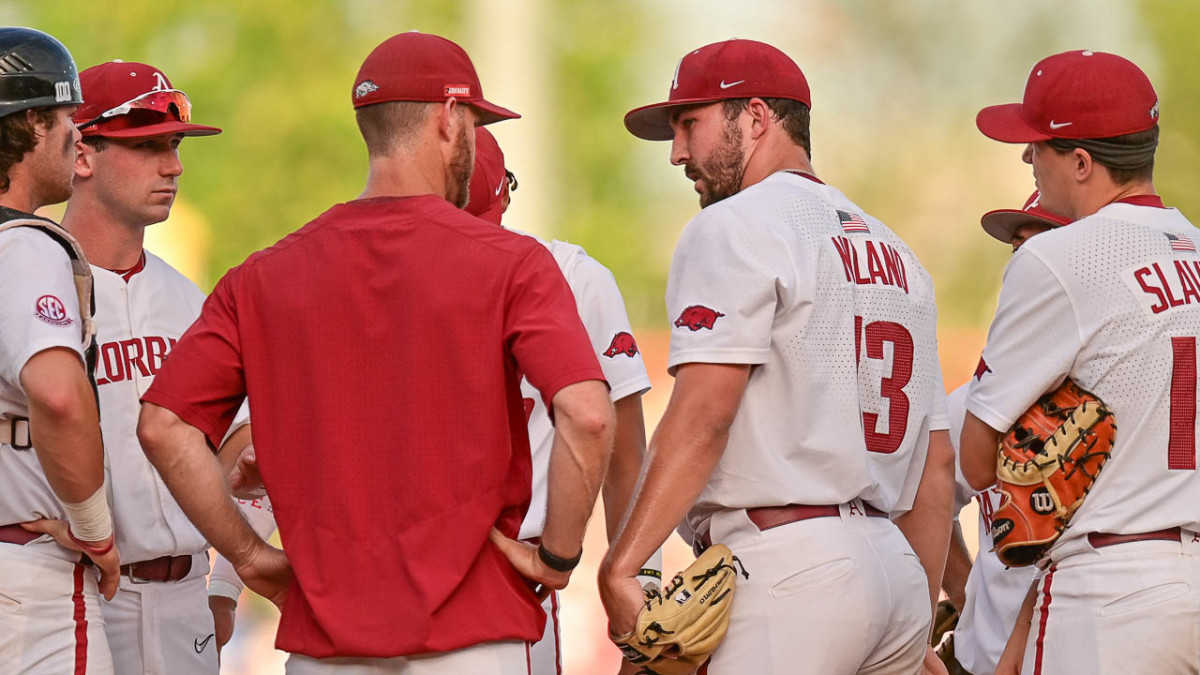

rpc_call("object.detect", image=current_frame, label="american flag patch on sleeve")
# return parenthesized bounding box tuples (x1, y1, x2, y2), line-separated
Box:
(1167, 232, 1196, 252)
(837, 210, 869, 233)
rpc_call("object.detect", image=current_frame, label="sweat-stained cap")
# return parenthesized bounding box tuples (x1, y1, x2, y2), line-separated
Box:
(465, 127, 508, 225)
(624, 39, 810, 141)
(980, 191, 1071, 243)
(976, 50, 1159, 143)
(73, 61, 221, 139)
(351, 31, 519, 126)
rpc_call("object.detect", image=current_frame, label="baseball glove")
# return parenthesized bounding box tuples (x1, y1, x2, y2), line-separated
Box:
(991, 378, 1115, 567)
(611, 544, 748, 675)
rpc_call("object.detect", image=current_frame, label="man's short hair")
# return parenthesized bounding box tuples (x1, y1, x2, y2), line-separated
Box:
(1046, 126, 1159, 186)
(722, 97, 812, 158)
(355, 101, 435, 157)
(0, 107, 58, 193)
(81, 136, 109, 152)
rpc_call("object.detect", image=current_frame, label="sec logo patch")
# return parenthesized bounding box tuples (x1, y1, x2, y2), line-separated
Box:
(34, 295, 73, 327)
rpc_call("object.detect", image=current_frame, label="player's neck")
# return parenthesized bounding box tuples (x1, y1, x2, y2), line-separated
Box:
(1071, 177, 1157, 220)
(741, 140, 816, 191)
(60, 199, 147, 270)
(359, 149, 448, 202)
(0, 168, 48, 214)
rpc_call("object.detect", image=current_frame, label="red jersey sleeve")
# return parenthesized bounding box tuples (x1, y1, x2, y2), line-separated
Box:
(141, 274, 247, 449)
(505, 244, 606, 409)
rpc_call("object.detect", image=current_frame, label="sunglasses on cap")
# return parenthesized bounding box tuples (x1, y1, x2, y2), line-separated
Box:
(75, 89, 193, 130)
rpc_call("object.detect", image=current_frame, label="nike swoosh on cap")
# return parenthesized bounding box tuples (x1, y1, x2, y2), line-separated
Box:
(1048, 120, 1073, 129)
(719, 80, 745, 89)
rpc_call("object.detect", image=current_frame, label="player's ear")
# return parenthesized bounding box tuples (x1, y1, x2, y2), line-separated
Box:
(746, 97, 772, 141)
(437, 98, 458, 142)
(74, 140, 96, 179)
(1073, 147, 1094, 184)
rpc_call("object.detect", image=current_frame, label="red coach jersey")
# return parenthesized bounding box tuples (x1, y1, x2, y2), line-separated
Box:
(142, 195, 604, 658)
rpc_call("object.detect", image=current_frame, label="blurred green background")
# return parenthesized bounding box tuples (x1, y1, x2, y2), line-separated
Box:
(9, 0, 1199, 332)
(7, 1, 1200, 672)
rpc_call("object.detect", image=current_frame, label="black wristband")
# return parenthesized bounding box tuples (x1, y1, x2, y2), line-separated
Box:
(537, 543, 582, 572)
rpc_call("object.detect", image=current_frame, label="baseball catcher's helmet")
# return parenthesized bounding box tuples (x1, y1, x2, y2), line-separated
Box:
(0, 27, 81, 119)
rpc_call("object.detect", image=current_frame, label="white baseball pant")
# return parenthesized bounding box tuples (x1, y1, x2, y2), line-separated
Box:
(285, 640, 532, 674)
(704, 501, 930, 675)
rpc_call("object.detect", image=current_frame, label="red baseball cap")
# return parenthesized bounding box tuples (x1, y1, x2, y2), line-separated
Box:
(977, 50, 1159, 143)
(980, 191, 1071, 243)
(625, 39, 811, 141)
(466, 127, 508, 225)
(352, 32, 518, 126)
(74, 61, 221, 139)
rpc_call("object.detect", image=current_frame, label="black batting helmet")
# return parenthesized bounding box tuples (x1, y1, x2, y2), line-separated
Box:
(0, 27, 81, 119)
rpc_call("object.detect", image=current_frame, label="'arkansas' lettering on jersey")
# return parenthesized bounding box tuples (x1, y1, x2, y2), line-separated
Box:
(1127, 258, 1200, 315)
(830, 236, 909, 293)
(95, 336, 177, 385)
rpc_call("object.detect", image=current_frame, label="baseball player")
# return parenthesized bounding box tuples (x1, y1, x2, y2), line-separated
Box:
(938, 193, 1068, 675)
(963, 50, 1200, 674)
(599, 39, 955, 674)
(137, 31, 615, 674)
(32, 60, 258, 675)
(0, 27, 119, 674)
(467, 127, 658, 673)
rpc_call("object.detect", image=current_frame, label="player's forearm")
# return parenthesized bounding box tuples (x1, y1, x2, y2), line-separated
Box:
(602, 364, 748, 579)
(20, 348, 106, 503)
(602, 394, 647, 541)
(138, 402, 266, 567)
(942, 520, 973, 611)
(961, 412, 1001, 491)
(541, 380, 615, 558)
(216, 423, 252, 477)
(894, 430, 955, 622)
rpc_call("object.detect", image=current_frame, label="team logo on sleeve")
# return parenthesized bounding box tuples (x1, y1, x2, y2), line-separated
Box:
(33, 295, 73, 327)
(603, 332, 640, 358)
(973, 357, 992, 381)
(673, 305, 724, 331)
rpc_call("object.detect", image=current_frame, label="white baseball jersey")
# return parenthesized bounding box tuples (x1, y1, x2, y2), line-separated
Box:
(666, 171, 947, 533)
(518, 237, 651, 540)
(91, 252, 217, 563)
(0, 227, 89, 532)
(946, 385, 1037, 675)
(967, 200, 1200, 544)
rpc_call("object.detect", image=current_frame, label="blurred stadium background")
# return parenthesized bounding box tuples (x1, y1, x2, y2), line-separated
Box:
(6, 0, 1200, 671)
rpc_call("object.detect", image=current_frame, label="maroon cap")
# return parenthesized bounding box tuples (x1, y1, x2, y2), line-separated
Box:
(352, 32, 518, 126)
(625, 39, 810, 141)
(977, 50, 1159, 143)
(465, 127, 507, 225)
(980, 191, 1071, 243)
(74, 61, 221, 139)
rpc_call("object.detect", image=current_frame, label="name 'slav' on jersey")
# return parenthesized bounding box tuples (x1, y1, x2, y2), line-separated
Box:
(665, 170, 947, 535)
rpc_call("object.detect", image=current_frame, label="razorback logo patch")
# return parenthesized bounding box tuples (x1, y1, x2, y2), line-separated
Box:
(34, 294, 73, 327)
(603, 332, 639, 358)
(974, 356, 992, 381)
(674, 305, 724, 331)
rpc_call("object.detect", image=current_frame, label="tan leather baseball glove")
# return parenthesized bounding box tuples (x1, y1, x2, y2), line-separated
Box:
(611, 544, 748, 675)
(991, 378, 1116, 567)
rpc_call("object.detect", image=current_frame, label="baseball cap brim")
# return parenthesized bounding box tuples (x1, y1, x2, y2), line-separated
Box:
(470, 100, 520, 127)
(976, 103, 1051, 143)
(980, 208, 1066, 243)
(625, 97, 724, 141)
(84, 120, 222, 139)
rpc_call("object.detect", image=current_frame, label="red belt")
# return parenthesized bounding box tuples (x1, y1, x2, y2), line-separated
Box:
(121, 555, 194, 583)
(746, 503, 888, 531)
(1087, 527, 1181, 549)
(695, 503, 889, 554)
(0, 523, 40, 546)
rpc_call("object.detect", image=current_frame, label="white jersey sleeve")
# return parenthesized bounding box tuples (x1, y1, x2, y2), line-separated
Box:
(0, 229, 86, 395)
(966, 249, 1079, 430)
(665, 206, 782, 372)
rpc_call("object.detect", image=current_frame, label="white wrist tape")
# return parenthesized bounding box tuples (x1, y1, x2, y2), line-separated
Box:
(637, 548, 664, 586)
(62, 481, 113, 543)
